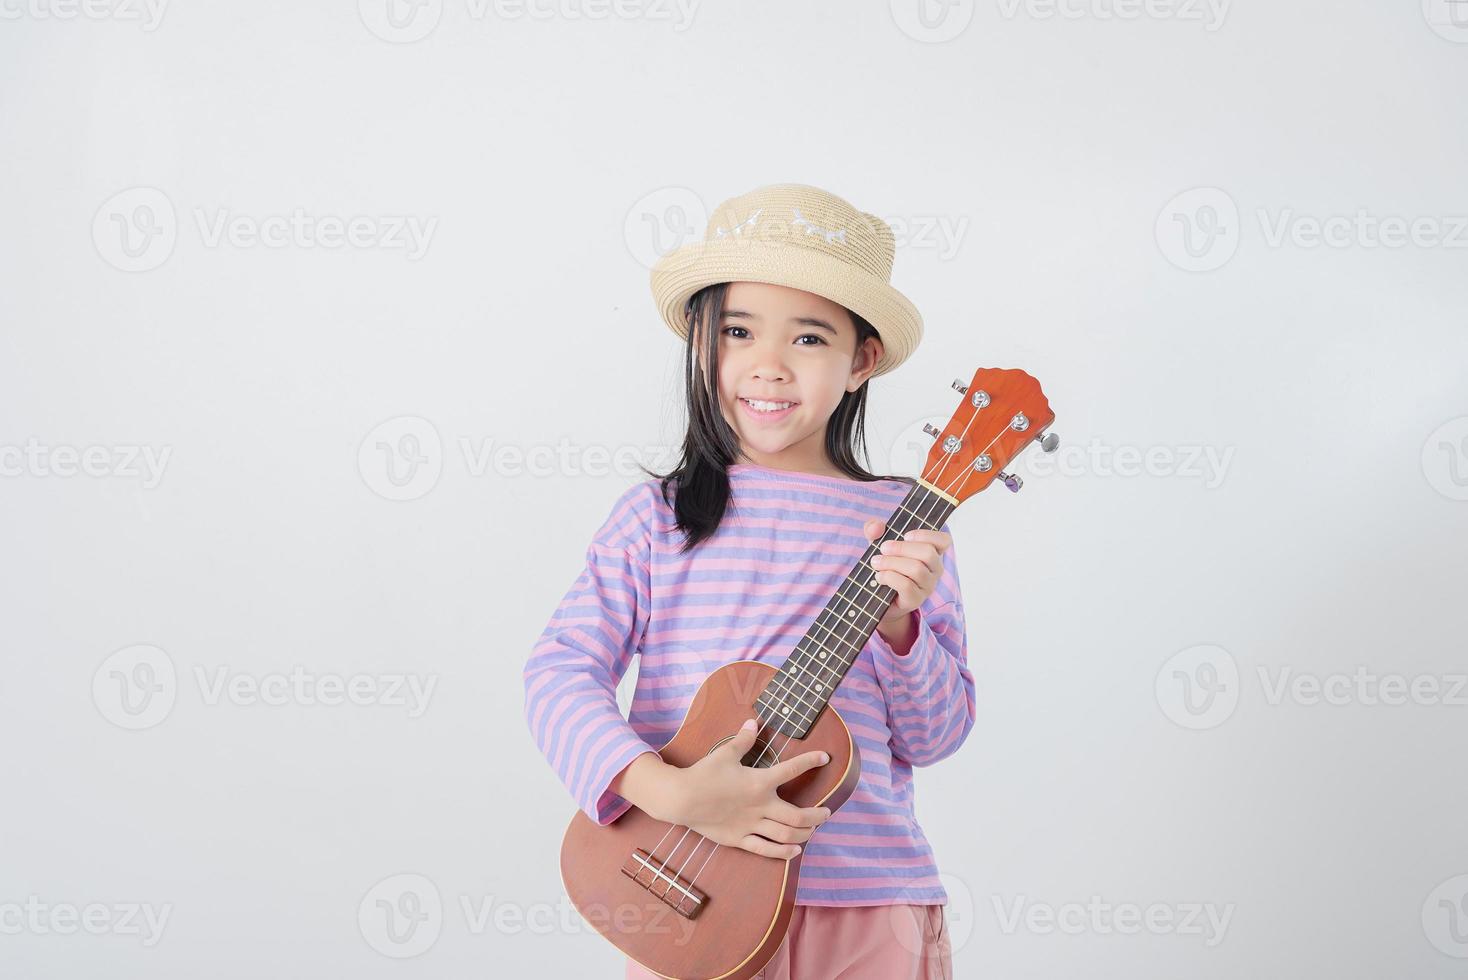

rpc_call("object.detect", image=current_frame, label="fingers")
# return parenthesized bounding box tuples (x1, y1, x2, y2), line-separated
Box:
(769, 798, 832, 829)
(876, 538, 943, 578)
(753, 818, 817, 845)
(766, 748, 830, 785)
(871, 553, 937, 587)
(724, 717, 759, 754)
(740, 835, 802, 860)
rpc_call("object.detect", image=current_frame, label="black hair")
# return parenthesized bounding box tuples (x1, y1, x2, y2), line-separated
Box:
(638, 281, 915, 554)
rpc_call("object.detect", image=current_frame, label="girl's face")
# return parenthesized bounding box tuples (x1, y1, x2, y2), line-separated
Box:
(698, 281, 883, 474)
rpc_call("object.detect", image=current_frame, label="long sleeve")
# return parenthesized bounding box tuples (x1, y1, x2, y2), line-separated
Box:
(866, 528, 976, 767)
(523, 484, 659, 825)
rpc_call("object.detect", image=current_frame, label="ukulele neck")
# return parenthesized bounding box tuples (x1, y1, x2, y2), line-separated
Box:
(753, 479, 957, 739)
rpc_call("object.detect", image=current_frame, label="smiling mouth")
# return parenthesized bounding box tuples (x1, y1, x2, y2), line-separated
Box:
(739, 398, 799, 413)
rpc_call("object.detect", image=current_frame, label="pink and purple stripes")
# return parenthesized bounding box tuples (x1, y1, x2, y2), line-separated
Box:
(523, 464, 976, 906)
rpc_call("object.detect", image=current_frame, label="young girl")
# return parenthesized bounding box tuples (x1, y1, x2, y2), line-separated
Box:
(524, 183, 972, 980)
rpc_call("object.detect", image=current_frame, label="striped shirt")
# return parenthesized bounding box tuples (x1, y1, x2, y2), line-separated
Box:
(523, 462, 975, 906)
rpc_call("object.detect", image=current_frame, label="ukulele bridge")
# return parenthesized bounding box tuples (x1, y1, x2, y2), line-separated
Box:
(620, 848, 707, 920)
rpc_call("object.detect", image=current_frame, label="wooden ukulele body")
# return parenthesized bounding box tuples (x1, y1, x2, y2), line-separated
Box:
(560, 659, 861, 980)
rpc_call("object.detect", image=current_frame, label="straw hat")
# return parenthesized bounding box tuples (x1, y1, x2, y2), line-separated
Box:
(649, 183, 923, 378)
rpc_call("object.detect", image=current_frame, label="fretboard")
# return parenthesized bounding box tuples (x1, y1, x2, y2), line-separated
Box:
(754, 479, 957, 739)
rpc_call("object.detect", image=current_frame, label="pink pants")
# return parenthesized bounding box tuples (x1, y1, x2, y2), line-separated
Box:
(624, 903, 952, 980)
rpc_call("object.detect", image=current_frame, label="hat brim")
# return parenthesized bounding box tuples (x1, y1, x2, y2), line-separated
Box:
(649, 237, 922, 379)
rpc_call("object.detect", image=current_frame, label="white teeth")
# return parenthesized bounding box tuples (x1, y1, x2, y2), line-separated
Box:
(743, 399, 795, 412)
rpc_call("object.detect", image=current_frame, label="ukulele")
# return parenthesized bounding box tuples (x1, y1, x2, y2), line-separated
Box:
(560, 367, 1057, 980)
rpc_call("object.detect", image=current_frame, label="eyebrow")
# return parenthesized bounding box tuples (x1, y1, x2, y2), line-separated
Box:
(721, 309, 839, 335)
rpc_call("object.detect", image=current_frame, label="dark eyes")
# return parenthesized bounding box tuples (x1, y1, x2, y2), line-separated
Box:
(720, 325, 827, 346)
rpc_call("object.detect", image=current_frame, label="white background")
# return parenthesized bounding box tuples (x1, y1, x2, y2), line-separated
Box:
(3, 1, 1467, 977)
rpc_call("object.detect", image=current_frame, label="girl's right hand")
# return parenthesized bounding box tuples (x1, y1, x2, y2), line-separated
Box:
(667, 718, 833, 860)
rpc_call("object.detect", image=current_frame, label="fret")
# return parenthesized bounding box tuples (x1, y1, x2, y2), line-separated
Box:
(755, 482, 956, 739)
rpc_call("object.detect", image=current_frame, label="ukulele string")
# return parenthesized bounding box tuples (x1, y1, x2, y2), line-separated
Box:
(747, 402, 989, 769)
(670, 449, 983, 898)
(748, 444, 977, 773)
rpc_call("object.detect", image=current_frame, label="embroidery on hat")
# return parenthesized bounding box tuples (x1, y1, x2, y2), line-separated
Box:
(791, 207, 847, 245)
(713, 207, 762, 239)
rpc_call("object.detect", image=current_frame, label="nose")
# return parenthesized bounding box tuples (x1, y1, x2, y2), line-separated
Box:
(751, 342, 792, 383)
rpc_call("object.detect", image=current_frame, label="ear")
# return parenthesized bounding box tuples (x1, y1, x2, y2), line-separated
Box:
(846, 334, 884, 392)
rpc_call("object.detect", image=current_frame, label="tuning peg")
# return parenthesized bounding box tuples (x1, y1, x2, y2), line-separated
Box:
(1038, 431, 1059, 453)
(998, 471, 1023, 493)
(951, 379, 968, 394)
(923, 423, 941, 438)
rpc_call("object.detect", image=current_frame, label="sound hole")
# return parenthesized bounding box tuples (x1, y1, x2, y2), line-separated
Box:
(708, 732, 779, 769)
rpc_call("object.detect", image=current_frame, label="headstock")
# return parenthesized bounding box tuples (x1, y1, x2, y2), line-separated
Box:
(916, 368, 1058, 504)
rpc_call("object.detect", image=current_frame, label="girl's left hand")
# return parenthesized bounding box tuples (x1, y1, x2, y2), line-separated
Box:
(862, 519, 952, 628)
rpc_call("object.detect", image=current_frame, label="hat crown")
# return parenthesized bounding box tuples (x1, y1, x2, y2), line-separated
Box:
(704, 183, 897, 283)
